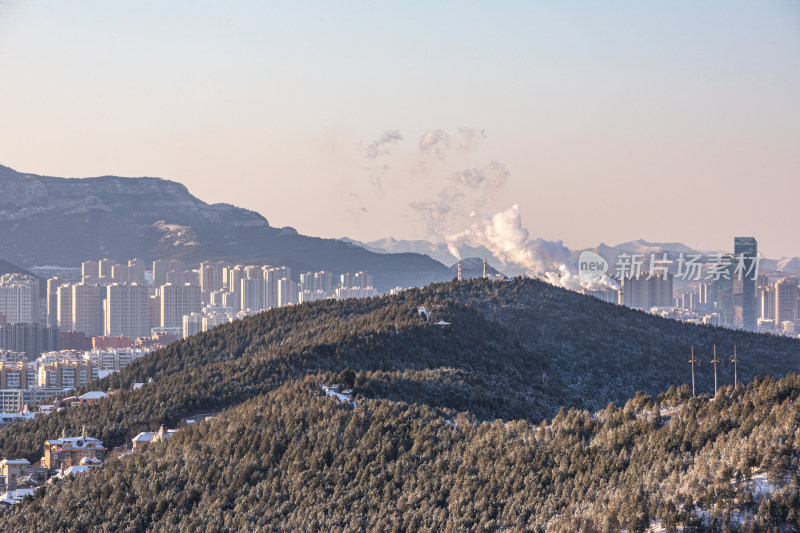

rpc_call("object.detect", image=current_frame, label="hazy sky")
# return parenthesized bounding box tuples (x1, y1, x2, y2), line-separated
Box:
(2, 1, 799, 257)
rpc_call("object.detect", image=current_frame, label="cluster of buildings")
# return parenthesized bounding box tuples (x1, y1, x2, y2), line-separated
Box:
(585, 238, 800, 336)
(672, 275, 800, 335)
(0, 258, 379, 411)
(0, 347, 149, 413)
(0, 422, 181, 507)
(46, 258, 376, 342)
(1, 258, 379, 350)
(670, 238, 798, 335)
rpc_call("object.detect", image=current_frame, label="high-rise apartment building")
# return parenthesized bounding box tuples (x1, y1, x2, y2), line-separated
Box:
(0, 323, 59, 360)
(46, 277, 62, 326)
(263, 266, 290, 309)
(182, 312, 204, 339)
(775, 277, 798, 328)
(621, 273, 673, 309)
(733, 237, 758, 330)
(240, 268, 265, 312)
(228, 266, 245, 309)
(278, 278, 295, 307)
(98, 258, 115, 280)
(160, 283, 201, 328)
(127, 258, 145, 284)
(199, 261, 226, 297)
(760, 286, 775, 320)
(166, 269, 199, 286)
(71, 283, 101, 337)
(209, 290, 238, 311)
(262, 267, 279, 309)
(56, 284, 73, 331)
(713, 255, 735, 326)
(153, 259, 168, 288)
(110, 263, 127, 283)
(354, 271, 371, 289)
(0, 274, 39, 324)
(81, 260, 100, 282)
(149, 294, 161, 332)
(314, 271, 333, 295)
(104, 283, 149, 340)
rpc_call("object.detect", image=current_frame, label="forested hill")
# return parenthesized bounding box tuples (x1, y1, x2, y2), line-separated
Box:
(1, 278, 798, 461)
(0, 278, 798, 530)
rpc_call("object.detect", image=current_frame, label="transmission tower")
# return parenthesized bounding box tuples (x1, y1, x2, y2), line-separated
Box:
(730, 344, 739, 389)
(710, 344, 724, 397)
(689, 345, 700, 397)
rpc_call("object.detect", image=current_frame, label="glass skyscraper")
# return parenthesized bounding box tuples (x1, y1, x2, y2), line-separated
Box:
(733, 237, 758, 331)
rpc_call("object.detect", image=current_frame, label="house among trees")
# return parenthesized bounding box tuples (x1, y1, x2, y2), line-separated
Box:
(0, 488, 34, 507)
(0, 459, 29, 482)
(77, 391, 109, 404)
(131, 425, 177, 451)
(41, 427, 106, 469)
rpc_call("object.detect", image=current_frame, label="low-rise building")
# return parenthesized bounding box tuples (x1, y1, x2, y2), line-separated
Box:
(91, 335, 131, 350)
(85, 348, 147, 372)
(38, 360, 97, 389)
(42, 429, 106, 469)
(77, 391, 108, 404)
(0, 459, 30, 481)
(0, 389, 67, 414)
(0, 488, 35, 507)
(131, 425, 177, 451)
(0, 361, 37, 390)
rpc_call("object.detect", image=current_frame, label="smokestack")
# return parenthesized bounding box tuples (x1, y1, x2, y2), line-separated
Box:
(483, 258, 487, 279)
(457, 260, 462, 281)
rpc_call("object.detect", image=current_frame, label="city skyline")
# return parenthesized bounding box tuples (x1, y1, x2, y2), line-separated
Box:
(1, 1, 798, 257)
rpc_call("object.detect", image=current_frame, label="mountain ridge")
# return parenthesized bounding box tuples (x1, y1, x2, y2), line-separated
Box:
(0, 278, 798, 530)
(0, 164, 451, 289)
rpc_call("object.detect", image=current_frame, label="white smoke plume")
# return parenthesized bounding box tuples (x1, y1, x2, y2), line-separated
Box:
(446, 205, 617, 291)
(365, 130, 403, 159)
(410, 188, 464, 236)
(419, 129, 450, 158)
(446, 205, 569, 270)
(450, 160, 508, 195)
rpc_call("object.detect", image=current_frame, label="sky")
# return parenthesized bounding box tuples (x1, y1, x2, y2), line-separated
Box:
(1, 1, 799, 258)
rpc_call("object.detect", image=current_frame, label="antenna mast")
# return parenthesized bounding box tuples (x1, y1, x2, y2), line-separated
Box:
(688, 345, 700, 397)
(730, 344, 739, 389)
(710, 344, 723, 397)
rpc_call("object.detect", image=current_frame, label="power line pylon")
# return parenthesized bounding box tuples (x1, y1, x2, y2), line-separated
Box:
(689, 345, 700, 398)
(730, 344, 739, 389)
(710, 344, 724, 397)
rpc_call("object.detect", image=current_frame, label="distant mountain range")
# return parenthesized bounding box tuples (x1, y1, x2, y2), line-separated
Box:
(2, 162, 795, 291)
(345, 236, 800, 280)
(0, 164, 453, 290)
(587, 239, 800, 277)
(338, 237, 493, 267)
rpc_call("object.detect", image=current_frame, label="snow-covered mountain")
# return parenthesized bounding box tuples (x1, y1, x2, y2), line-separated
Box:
(340, 237, 495, 268)
(344, 235, 800, 281)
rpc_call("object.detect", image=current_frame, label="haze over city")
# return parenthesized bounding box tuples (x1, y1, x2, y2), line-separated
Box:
(2, 1, 799, 257)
